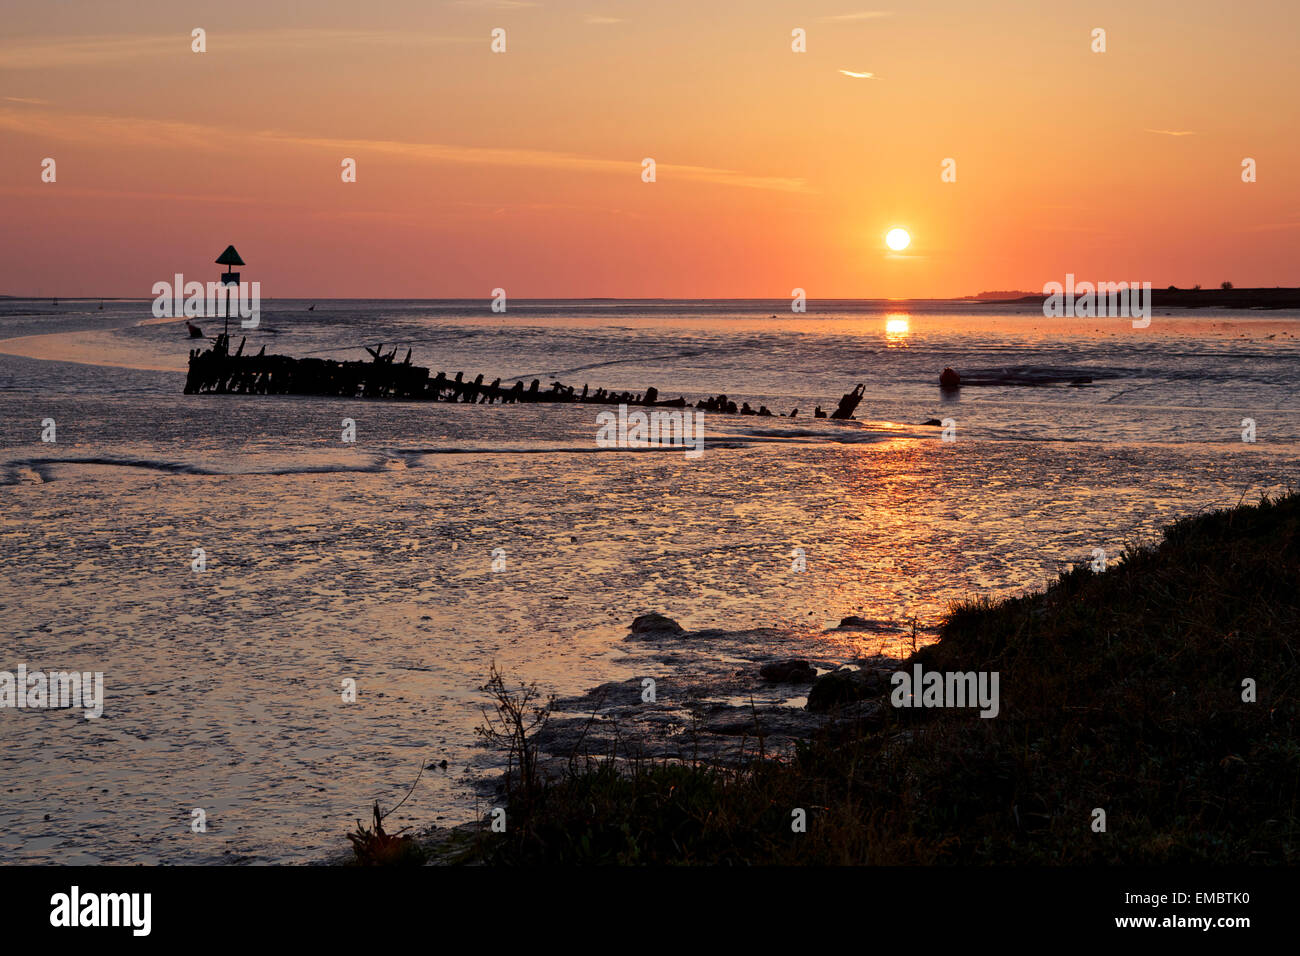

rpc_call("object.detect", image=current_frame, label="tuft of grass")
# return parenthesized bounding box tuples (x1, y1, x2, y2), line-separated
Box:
(466, 493, 1300, 864)
(347, 802, 428, 866)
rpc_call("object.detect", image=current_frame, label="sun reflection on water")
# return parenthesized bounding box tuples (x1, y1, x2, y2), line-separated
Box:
(885, 314, 911, 345)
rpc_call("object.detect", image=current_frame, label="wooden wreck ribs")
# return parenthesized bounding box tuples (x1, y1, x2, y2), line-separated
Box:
(184, 334, 866, 419)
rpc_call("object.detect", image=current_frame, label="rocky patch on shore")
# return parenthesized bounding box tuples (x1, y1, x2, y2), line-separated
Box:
(526, 614, 902, 770)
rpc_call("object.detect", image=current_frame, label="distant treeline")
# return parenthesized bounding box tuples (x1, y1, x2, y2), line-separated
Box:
(997, 286, 1300, 309)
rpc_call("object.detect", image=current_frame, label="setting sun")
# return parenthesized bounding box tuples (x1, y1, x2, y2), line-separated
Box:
(886, 228, 911, 252)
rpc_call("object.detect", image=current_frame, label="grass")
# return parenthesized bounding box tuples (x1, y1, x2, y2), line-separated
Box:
(346, 801, 428, 866)
(464, 493, 1300, 864)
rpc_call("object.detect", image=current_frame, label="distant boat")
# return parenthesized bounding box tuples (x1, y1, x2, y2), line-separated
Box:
(186, 321, 205, 338)
(307, 304, 316, 311)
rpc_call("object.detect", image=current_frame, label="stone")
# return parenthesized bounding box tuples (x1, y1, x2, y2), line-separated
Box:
(628, 612, 684, 637)
(759, 659, 817, 683)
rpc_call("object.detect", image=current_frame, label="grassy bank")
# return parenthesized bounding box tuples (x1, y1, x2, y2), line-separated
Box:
(454, 494, 1299, 864)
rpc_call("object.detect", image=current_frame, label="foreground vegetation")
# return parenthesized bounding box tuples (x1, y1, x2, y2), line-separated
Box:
(386, 493, 1300, 864)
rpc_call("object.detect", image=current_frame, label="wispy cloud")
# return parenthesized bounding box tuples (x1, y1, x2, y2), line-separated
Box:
(0, 185, 271, 205)
(0, 34, 172, 69)
(838, 70, 877, 79)
(3, 95, 50, 105)
(454, 1, 540, 8)
(0, 107, 811, 193)
(270, 133, 810, 191)
(1145, 128, 1197, 136)
(584, 16, 624, 24)
(0, 30, 476, 70)
(819, 11, 893, 22)
(1240, 221, 1300, 232)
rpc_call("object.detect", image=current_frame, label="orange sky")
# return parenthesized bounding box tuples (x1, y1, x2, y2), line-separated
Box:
(2, 0, 1298, 298)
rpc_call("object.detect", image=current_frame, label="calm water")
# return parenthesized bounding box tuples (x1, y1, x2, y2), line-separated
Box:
(1, 299, 1297, 863)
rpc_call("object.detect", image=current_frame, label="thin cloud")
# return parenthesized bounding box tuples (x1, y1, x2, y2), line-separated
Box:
(0, 107, 811, 194)
(584, 16, 624, 24)
(1240, 221, 1300, 232)
(3, 95, 50, 105)
(819, 11, 893, 21)
(454, 1, 540, 8)
(0, 29, 476, 70)
(0, 34, 172, 69)
(272, 133, 810, 192)
(838, 70, 877, 79)
(0, 185, 270, 205)
(1145, 129, 1197, 136)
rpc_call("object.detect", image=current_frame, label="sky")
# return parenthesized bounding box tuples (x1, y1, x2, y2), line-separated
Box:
(1, 0, 1298, 298)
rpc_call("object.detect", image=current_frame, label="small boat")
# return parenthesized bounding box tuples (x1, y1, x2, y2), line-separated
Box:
(186, 321, 205, 339)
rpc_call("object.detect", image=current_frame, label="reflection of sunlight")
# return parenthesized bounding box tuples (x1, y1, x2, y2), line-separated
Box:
(885, 314, 910, 345)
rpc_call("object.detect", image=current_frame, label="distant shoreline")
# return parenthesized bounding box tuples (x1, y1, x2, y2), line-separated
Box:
(979, 287, 1300, 310)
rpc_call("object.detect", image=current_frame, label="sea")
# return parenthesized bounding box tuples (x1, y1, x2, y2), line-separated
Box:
(1, 298, 1297, 863)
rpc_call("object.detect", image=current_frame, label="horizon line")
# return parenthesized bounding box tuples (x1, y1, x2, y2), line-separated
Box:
(5, 288, 1300, 303)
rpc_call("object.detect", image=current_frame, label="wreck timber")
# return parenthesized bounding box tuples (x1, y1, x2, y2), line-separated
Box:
(183, 334, 866, 419)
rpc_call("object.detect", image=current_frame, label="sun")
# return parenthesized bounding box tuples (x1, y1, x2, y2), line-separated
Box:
(885, 227, 911, 251)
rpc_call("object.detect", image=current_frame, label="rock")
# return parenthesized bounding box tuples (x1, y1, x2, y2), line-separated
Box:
(628, 612, 684, 637)
(703, 708, 818, 738)
(759, 659, 817, 683)
(838, 615, 872, 629)
(806, 668, 883, 712)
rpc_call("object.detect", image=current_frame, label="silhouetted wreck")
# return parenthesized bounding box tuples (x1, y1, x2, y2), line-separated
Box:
(938, 366, 1093, 390)
(184, 335, 867, 419)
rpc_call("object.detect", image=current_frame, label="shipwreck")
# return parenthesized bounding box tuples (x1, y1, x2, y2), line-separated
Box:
(183, 334, 866, 420)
